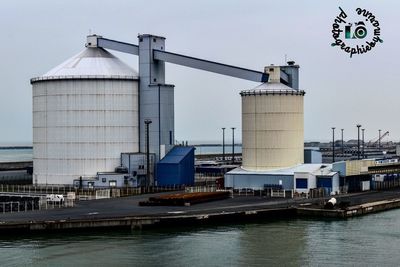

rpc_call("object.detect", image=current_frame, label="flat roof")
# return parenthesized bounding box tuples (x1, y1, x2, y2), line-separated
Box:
(227, 164, 334, 176)
(97, 172, 127, 175)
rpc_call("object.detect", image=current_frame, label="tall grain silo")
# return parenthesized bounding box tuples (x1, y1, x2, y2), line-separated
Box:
(241, 65, 305, 171)
(31, 37, 139, 184)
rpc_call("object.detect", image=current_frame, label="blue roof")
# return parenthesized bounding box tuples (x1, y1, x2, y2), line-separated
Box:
(158, 146, 195, 164)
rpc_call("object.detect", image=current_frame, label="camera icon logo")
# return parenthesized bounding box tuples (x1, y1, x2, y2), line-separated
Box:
(331, 7, 383, 57)
(345, 21, 368, 39)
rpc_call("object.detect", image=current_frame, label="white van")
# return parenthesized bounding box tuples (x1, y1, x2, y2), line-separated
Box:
(46, 194, 64, 203)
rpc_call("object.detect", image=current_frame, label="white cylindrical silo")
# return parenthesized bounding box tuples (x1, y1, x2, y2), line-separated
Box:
(31, 46, 139, 184)
(241, 66, 305, 171)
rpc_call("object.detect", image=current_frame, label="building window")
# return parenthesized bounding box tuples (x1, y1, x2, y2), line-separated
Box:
(88, 182, 94, 189)
(109, 180, 117, 187)
(296, 178, 308, 189)
(102, 178, 106, 183)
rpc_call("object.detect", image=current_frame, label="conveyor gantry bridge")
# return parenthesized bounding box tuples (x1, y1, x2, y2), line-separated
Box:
(86, 34, 299, 161)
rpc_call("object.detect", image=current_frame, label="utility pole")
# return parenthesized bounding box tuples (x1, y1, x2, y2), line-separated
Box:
(144, 119, 152, 187)
(332, 127, 335, 163)
(341, 129, 347, 192)
(362, 128, 365, 159)
(231, 127, 236, 164)
(357, 124, 361, 160)
(222, 127, 226, 161)
(378, 129, 382, 150)
(341, 129, 344, 159)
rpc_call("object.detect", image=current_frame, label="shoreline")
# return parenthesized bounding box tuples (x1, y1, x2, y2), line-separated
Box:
(1, 189, 400, 234)
(0, 147, 32, 150)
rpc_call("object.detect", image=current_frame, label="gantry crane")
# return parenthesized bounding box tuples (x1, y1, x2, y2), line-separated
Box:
(367, 131, 389, 147)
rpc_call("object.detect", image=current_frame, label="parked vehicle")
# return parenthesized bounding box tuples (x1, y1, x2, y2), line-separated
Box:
(46, 194, 64, 203)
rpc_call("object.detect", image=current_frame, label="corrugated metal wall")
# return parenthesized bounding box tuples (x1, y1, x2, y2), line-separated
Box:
(224, 173, 294, 190)
(346, 159, 375, 176)
(32, 79, 139, 184)
(241, 91, 304, 171)
(156, 147, 195, 186)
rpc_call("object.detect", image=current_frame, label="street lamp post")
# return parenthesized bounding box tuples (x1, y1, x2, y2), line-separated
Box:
(332, 127, 335, 163)
(362, 128, 365, 159)
(341, 129, 344, 158)
(144, 119, 152, 187)
(378, 129, 382, 150)
(357, 124, 361, 160)
(231, 127, 236, 164)
(222, 128, 226, 161)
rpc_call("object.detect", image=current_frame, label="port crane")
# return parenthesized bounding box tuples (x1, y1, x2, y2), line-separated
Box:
(367, 131, 389, 147)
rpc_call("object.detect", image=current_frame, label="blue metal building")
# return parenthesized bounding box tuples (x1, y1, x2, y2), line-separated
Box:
(156, 146, 195, 186)
(304, 147, 322, 164)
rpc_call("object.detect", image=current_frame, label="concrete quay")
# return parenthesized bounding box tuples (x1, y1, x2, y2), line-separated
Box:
(0, 189, 400, 233)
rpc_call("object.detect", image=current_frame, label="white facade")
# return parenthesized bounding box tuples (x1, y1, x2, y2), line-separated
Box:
(241, 67, 305, 171)
(31, 47, 139, 184)
(225, 163, 338, 193)
(294, 172, 316, 194)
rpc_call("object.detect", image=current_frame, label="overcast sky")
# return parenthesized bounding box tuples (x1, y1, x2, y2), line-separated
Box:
(0, 0, 398, 145)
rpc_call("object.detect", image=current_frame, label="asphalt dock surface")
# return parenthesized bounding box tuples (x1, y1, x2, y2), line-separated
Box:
(0, 192, 299, 223)
(0, 189, 400, 232)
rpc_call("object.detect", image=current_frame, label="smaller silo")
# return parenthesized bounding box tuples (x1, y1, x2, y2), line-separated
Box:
(241, 65, 305, 171)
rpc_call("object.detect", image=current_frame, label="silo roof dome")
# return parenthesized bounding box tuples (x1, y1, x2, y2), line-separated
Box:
(251, 82, 294, 91)
(31, 47, 138, 83)
(240, 82, 305, 96)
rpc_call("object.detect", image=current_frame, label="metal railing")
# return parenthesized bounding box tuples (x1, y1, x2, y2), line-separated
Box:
(0, 184, 77, 195)
(373, 180, 400, 190)
(0, 195, 75, 214)
(0, 184, 187, 213)
(185, 185, 217, 193)
(0, 201, 25, 213)
(227, 188, 294, 198)
(0, 184, 186, 199)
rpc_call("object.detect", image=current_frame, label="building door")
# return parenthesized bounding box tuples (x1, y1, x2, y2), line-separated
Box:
(317, 177, 332, 195)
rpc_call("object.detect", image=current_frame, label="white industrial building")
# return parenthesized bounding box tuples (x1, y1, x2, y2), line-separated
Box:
(225, 164, 339, 194)
(31, 47, 139, 184)
(225, 65, 338, 194)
